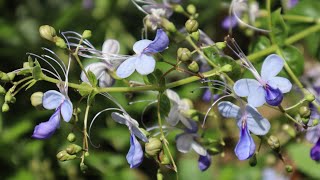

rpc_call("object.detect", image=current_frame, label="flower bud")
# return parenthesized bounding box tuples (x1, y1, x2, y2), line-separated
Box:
(159, 150, 171, 165)
(30, 92, 43, 107)
(5, 92, 15, 103)
(177, 48, 191, 62)
(161, 18, 176, 33)
(267, 135, 280, 151)
(67, 132, 76, 142)
(54, 37, 67, 49)
(282, 124, 296, 138)
(66, 144, 82, 155)
(145, 138, 162, 157)
(39, 25, 56, 41)
(249, 154, 257, 167)
(285, 165, 293, 173)
(7, 72, 16, 81)
(172, 5, 184, 13)
(220, 64, 232, 73)
(313, 119, 319, 126)
(0, 85, 6, 94)
(301, 117, 309, 124)
(190, 30, 200, 41)
(299, 106, 311, 118)
(2, 103, 9, 112)
(216, 42, 226, 49)
(305, 92, 315, 102)
(157, 169, 163, 180)
(185, 19, 199, 33)
(85, 152, 90, 157)
(56, 150, 77, 161)
(188, 61, 199, 72)
(187, 4, 196, 15)
(80, 162, 88, 173)
(82, 30, 92, 39)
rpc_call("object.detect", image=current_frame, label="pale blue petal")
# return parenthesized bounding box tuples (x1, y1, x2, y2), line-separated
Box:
(261, 54, 284, 81)
(191, 142, 207, 156)
(135, 54, 156, 75)
(218, 101, 240, 118)
(81, 62, 108, 83)
(247, 86, 266, 107)
(233, 79, 261, 97)
(133, 40, 152, 54)
(42, 90, 65, 110)
(102, 39, 120, 54)
(61, 99, 73, 122)
(235, 125, 256, 160)
(166, 106, 180, 126)
(245, 105, 271, 135)
(116, 57, 137, 78)
(98, 72, 114, 87)
(143, 29, 169, 54)
(126, 134, 144, 168)
(267, 77, 292, 93)
(32, 109, 61, 139)
(166, 89, 181, 105)
(111, 112, 128, 125)
(131, 126, 148, 143)
(176, 133, 193, 153)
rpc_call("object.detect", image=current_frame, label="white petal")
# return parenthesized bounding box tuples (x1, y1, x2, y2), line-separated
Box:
(218, 101, 240, 118)
(166, 106, 180, 126)
(81, 62, 109, 83)
(176, 133, 194, 153)
(102, 39, 120, 55)
(166, 89, 181, 104)
(245, 105, 270, 135)
(116, 57, 137, 78)
(267, 77, 292, 93)
(133, 40, 152, 54)
(135, 54, 156, 75)
(61, 99, 73, 122)
(261, 54, 284, 81)
(98, 72, 114, 87)
(191, 142, 207, 156)
(42, 90, 65, 110)
(233, 79, 261, 97)
(247, 86, 266, 107)
(179, 114, 193, 130)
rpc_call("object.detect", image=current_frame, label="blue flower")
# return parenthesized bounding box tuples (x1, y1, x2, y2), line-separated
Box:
(233, 54, 292, 107)
(111, 112, 148, 168)
(218, 101, 270, 160)
(32, 90, 73, 139)
(287, 0, 299, 9)
(116, 29, 169, 78)
(222, 15, 238, 30)
(310, 138, 320, 161)
(198, 154, 212, 171)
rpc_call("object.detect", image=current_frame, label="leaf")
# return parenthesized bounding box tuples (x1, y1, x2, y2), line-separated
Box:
(287, 0, 320, 18)
(249, 36, 271, 54)
(32, 60, 42, 80)
(87, 70, 98, 87)
(159, 93, 171, 118)
(271, 9, 288, 46)
(281, 45, 304, 77)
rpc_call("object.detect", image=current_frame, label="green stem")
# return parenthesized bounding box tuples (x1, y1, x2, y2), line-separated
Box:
(282, 14, 319, 23)
(81, 103, 90, 164)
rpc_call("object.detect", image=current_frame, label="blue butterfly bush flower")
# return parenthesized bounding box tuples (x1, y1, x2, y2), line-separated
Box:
(32, 89, 73, 139)
(111, 112, 148, 168)
(218, 101, 270, 160)
(175, 120, 211, 171)
(116, 29, 169, 78)
(233, 54, 292, 107)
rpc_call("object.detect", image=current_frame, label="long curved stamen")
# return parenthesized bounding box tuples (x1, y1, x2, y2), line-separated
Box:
(131, 0, 149, 15)
(41, 68, 62, 80)
(42, 48, 67, 73)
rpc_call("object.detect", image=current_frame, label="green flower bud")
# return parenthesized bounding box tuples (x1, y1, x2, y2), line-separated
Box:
(5, 92, 15, 103)
(220, 64, 232, 73)
(207, 147, 222, 155)
(159, 150, 171, 165)
(188, 61, 199, 72)
(39, 25, 56, 41)
(177, 48, 191, 62)
(0, 85, 6, 94)
(0, 73, 10, 82)
(7, 72, 15, 81)
(66, 144, 82, 155)
(185, 19, 199, 33)
(282, 124, 296, 138)
(172, 5, 184, 13)
(54, 37, 67, 49)
(285, 165, 293, 173)
(85, 152, 90, 157)
(216, 42, 226, 49)
(313, 119, 319, 126)
(299, 106, 311, 118)
(2, 103, 9, 112)
(23, 62, 30, 69)
(301, 117, 309, 124)
(145, 138, 162, 157)
(67, 132, 76, 142)
(30, 92, 43, 107)
(267, 135, 280, 151)
(161, 18, 176, 33)
(157, 169, 163, 180)
(56, 150, 77, 161)
(186, 4, 196, 15)
(190, 30, 200, 41)
(80, 162, 88, 173)
(305, 92, 315, 102)
(249, 154, 257, 167)
(82, 30, 92, 39)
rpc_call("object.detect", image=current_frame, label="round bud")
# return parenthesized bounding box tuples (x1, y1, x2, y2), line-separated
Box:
(299, 106, 311, 118)
(249, 154, 257, 167)
(157, 170, 164, 180)
(0, 85, 6, 94)
(56, 150, 77, 161)
(54, 37, 67, 49)
(80, 162, 88, 173)
(216, 42, 226, 49)
(66, 144, 82, 155)
(5, 92, 15, 103)
(282, 124, 296, 138)
(82, 30, 92, 39)
(285, 165, 293, 173)
(177, 48, 191, 62)
(172, 5, 184, 13)
(220, 64, 232, 73)
(160, 18, 176, 33)
(39, 25, 56, 41)
(2, 103, 9, 112)
(267, 135, 280, 151)
(159, 150, 171, 165)
(7, 72, 16, 81)
(313, 119, 319, 126)
(305, 93, 315, 102)
(67, 132, 76, 142)
(186, 4, 196, 15)
(185, 19, 199, 33)
(30, 92, 43, 107)
(301, 117, 309, 124)
(190, 30, 200, 41)
(188, 61, 199, 72)
(85, 152, 90, 157)
(145, 138, 162, 157)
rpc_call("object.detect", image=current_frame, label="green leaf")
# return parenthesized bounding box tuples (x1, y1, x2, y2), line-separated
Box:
(159, 93, 171, 118)
(287, 0, 320, 18)
(87, 70, 98, 87)
(271, 9, 288, 46)
(32, 60, 42, 80)
(282, 45, 304, 77)
(143, 69, 163, 85)
(249, 36, 271, 54)
(25, 80, 37, 90)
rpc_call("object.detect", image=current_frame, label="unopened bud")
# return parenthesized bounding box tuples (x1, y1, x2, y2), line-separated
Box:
(80, 162, 88, 173)
(82, 30, 92, 39)
(54, 37, 67, 49)
(301, 117, 309, 124)
(159, 150, 171, 165)
(299, 106, 311, 118)
(67, 132, 76, 142)
(0, 85, 6, 94)
(157, 169, 163, 180)
(185, 19, 199, 33)
(186, 4, 196, 15)
(145, 138, 162, 157)
(56, 150, 77, 161)
(268, 135, 280, 151)
(2, 103, 9, 112)
(172, 5, 184, 13)
(220, 64, 232, 73)
(313, 119, 319, 126)
(177, 48, 191, 62)
(66, 144, 82, 155)
(5, 92, 15, 103)
(85, 152, 90, 157)
(305, 93, 315, 102)
(30, 92, 43, 107)
(39, 25, 56, 41)
(161, 18, 176, 33)
(188, 61, 199, 72)
(249, 154, 257, 167)
(216, 42, 226, 49)
(190, 30, 200, 41)
(282, 124, 296, 138)
(285, 165, 293, 173)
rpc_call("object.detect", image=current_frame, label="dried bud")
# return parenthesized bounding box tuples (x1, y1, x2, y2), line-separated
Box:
(161, 18, 176, 33)
(267, 135, 280, 151)
(30, 92, 43, 107)
(177, 48, 191, 62)
(67, 132, 76, 142)
(145, 138, 162, 157)
(185, 19, 199, 33)
(39, 25, 56, 41)
(299, 106, 311, 118)
(66, 144, 82, 155)
(190, 30, 200, 41)
(82, 30, 92, 39)
(186, 4, 196, 15)
(56, 150, 77, 161)
(188, 61, 199, 72)
(2, 103, 9, 112)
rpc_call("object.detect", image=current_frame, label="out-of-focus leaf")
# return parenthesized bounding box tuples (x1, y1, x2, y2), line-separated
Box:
(281, 45, 304, 77)
(271, 9, 288, 46)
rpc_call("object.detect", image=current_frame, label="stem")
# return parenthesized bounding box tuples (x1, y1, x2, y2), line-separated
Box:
(81, 102, 90, 164)
(283, 14, 319, 23)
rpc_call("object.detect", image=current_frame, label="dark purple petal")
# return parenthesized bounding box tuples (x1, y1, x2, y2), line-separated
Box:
(311, 138, 320, 161)
(264, 84, 283, 106)
(126, 134, 144, 168)
(202, 89, 212, 102)
(142, 29, 169, 54)
(222, 15, 238, 30)
(235, 124, 256, 160)
(198, 153, 211, 171)
(32, 108, 61, 139)
(185, 119, 198, 133)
